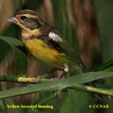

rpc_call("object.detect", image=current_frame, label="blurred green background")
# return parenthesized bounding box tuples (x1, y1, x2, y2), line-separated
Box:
(0, 0, 113, 113)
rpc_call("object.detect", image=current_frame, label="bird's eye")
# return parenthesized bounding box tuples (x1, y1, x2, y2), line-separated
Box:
(20, 16, 28, 20)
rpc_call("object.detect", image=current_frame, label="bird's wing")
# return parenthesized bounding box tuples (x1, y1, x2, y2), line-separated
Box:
(47, 30, 84, 71)
(38, 24, 82, 64)
(37, 24, 64, 52)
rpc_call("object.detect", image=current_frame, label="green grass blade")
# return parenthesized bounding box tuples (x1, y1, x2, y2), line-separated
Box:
(95, 59, 113, 72)
(0, 72, 113, 99)
(0, 36, 28, 75)
(0, 36, 23, 47)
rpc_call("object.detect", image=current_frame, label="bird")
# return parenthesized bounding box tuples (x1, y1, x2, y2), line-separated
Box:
(7, 9, 83, 77)
(7, 9, 103, 100)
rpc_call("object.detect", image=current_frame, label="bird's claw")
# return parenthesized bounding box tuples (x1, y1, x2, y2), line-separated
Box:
(35, 74, 48, 83)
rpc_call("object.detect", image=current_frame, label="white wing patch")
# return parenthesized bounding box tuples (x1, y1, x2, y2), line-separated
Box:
(49, 32, 63, 42)
(64, 64, 69, 72)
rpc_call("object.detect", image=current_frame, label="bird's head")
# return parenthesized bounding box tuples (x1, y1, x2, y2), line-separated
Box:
(7, 10, 45, 32)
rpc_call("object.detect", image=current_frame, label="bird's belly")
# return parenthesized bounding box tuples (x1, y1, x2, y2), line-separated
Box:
(23, 39, 67, 66)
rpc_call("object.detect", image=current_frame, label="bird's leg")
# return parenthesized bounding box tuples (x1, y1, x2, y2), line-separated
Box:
(35, 74, 48, 83)
(35, 64, 69, 82)
(57, 64, 69, 79)
(48, 69, 65, 80)
(58, 71, 67, 79)
(35, 69, 58, 83)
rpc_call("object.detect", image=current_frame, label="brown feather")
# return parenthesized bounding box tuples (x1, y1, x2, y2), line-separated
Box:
(16, 9, 38, 16)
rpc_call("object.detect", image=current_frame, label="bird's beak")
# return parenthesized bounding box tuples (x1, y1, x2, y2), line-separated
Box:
(7, 16, 19, 23)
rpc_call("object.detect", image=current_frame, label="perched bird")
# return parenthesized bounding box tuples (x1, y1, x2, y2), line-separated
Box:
(7, 9, 83, 76)
(7, 9, 103, 100)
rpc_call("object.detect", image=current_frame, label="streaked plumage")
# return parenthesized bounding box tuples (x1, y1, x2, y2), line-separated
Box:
(7, 10, 83, 73)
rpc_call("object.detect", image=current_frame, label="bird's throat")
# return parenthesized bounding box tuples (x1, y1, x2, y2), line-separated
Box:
(21, 29, 40, 41)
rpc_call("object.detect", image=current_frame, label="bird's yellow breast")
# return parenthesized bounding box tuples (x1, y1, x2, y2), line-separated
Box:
(23, 38, 67, 67)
